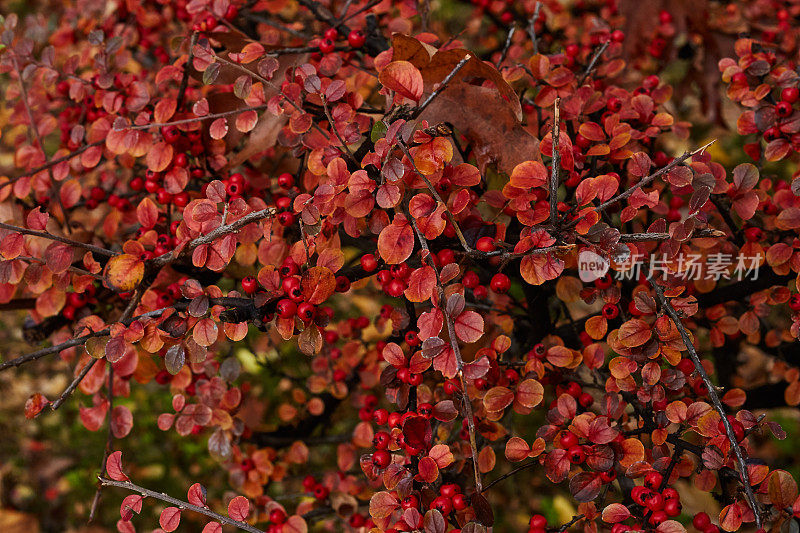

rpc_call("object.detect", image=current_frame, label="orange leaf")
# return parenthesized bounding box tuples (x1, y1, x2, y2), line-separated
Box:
(379, 60, 423, 102)
(377, 216, 415, 264)
(103, 254, 145, 292)
(301, 266, 336, 305)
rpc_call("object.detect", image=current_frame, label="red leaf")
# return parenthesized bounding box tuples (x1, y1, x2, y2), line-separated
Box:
(301, 266, 336, 305)
(453, 310, 484, 343)
(227, 495, 250, 521)
(120, 494, 143, 521)
(378, 216, 415, 265)
(106, 451, 129, 481)
(159, 507, 181, 532)
(379, 61, 424, 102)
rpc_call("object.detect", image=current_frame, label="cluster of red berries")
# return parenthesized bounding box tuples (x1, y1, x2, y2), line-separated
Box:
(382, 343, 425, 386)
(647, 10, 674, 59)
(627, 472, 682, 527)
(761, 87, 800, 145)
(317, 26, 366, 54)
(273, 173, 298, 228)
(191, 3, 238, 32)
(62, 286, 98, 321)
(262, 508, 288, 533)
(301, 475, 330, 501)
(273, 257, 328, 325)
(361, 255, 412, 298)
(692, 512, 721, 533)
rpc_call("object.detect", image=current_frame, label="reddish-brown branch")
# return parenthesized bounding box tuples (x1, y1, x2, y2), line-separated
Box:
(0, 222, 117, 257)
(549, 97, 561, 225)
(650, 278, 762, 528)
(98, 477, 263, 533)
(407, 213, 483, 493)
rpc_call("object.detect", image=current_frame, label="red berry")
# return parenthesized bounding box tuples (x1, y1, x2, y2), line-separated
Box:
(361, 254, 378, 272)
(776, 100, 793, 118)
(371, 449, 391, 468)
(529, 515, 547, 529)
(323, 27, 339, 41)
(431, 496, 452, 515)
(644, 471, 663, 490)
(559, 431, 579, 449)
(693, 512, 712, 530)
(269, 509, 286, 524)
(278, 211, 295, 226)
(348, 30, 366, 48)
(782, 87, 800, 103)
(475, 236, 496, 252)
(463, 270, 480, 289)
(241, 275, 257, 294)
(601, 303, 619, 319)
(319, 38, 336, 54)
(276, 299, 297, 318)
(567, 445, 586, 464)
(277, 172, 294, 188)
(490, 273, 511, 293)
(790, 294, 800, 311)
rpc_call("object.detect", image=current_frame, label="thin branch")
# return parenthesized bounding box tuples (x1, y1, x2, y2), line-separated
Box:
(407, 213, 483, 493)
(577, 40, 610, 86)
(618, 228, 725, 242)
(549, 97, 561, 225)
(0, 222, 117, 257)
(123, 105, 268, 131)
(527, 2, 542, 54)
(321, 95, 356, 163)
(51, 358, 98, 410)
(0, 307, 171, 372)
(650, 278, 762, 528)
(496, 26, 516, 68)
(151, 207, 276, 268)
(18, 255, 104, 280)
(88, 363, 114, 522)
(98, 477, 263, 533)
(413, 55, 471, 119)
(565, 141, 715, 230)
(556, 514, 585, 533)
(482, 459, 537, 492)
(0, 141, 105, 192)
(177, 32, 199, 110)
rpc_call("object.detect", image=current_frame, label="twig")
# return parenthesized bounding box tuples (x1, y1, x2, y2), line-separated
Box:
(98, 477, 263, 533)
(51, 358, 98, 410)
(577, 40, 609, 86)
(0, 222, 117, 257)
(566, 141, 715, 229)
(618, 228, 724, 242)
(0, 141, 105, 192)
(123, 105, 268, 131)
(12, 56, 72, 231)
(527, 2, 542, 54)
(650, 278, 762, 528)
(339, 0, 382, 24)
(556, 513, 585, 533)
(413, 55, 471, 118)
(150, 207, 276, 268)
(177, 32, 199, 110)
(407, 213, 483, 493)
(497, 26, 516, 68)
(0, 307, 171, 372)
(88, 363, 114, 522)
(321, 95, 356, 163)
(17, 255, 103, 280)
(482, 459, 537, 492)
(549, 98, 561, 226)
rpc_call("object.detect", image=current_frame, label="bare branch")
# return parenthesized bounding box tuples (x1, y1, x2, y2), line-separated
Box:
(0, 222, 117, 258)
(413, 54, 471, 119)
(549, 98, 561, 225)
(151, 207, 276, 268)
(98, 477, 263, 533)
(407, 213, 483, 493)
(650, 278, 762, 528)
